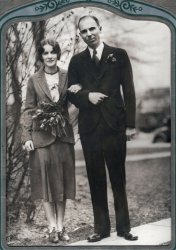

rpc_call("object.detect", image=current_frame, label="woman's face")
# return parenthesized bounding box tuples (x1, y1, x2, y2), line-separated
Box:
(42, 44, 58, 69)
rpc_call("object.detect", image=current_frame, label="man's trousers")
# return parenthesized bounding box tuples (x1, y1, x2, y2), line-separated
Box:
(80, 117, 130, 235)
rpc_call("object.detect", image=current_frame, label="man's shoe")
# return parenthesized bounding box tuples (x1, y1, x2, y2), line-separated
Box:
(87, 233, 110, 242)
(117, 232, 138, 241)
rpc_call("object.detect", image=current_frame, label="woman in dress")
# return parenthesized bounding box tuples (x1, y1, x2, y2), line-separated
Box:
(22, 38, 81, 243)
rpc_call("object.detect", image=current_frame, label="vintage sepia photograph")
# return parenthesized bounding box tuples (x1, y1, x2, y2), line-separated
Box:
(1, 1, 174, 248)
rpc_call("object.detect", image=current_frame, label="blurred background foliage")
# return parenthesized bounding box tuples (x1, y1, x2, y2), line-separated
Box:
(6, 6, 171, 224)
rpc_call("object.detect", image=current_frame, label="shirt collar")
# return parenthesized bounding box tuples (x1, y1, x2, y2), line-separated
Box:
(88, 42, 104, 60)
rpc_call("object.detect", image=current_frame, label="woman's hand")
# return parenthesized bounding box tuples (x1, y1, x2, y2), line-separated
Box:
(25, 140, 34, 152)
(67, 84, 82, 94)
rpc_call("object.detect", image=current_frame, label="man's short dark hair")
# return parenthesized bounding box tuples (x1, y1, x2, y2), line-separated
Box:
(38, 38, 61, 62)
(78, 15, 101, 29)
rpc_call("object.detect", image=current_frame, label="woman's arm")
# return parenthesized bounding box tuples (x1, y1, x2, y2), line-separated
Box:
(67, 84, 82, 93)
(22, 77, 37, 147)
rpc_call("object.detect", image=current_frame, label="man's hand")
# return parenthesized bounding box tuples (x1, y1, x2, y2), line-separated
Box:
(88, 92, 108, 105)
(67, 84, 82, 94)
(126, 128, 136, 141)
(25, 140, 34, 152)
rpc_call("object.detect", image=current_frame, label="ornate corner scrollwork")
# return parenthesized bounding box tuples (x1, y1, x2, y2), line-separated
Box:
(35, 0, 70, 13)
(107, 0, 143, 14)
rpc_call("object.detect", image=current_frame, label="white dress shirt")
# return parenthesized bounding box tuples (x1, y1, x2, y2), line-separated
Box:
(88, 42, 104, 61)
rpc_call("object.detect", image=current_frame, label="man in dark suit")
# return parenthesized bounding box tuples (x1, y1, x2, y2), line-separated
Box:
(67, 15, 138, 242)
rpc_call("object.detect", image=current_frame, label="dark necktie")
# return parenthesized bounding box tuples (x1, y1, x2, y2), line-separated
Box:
(92, 49, 99, 67)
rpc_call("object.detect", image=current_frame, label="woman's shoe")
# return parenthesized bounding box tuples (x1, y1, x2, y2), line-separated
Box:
(49, 227, 59, 243)
(58, 227, 70, 241)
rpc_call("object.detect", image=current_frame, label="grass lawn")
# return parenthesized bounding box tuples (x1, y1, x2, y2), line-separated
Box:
(6, 157, 171, 246)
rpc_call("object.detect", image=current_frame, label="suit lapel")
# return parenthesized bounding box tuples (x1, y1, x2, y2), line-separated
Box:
(37, 67, 52, 101)
(81, 44, 115, 80)
(82, 48, 99, 79)
(36, 67, 67, 102)
(58, 68, 67, 99)
(98, 44, 114, 79)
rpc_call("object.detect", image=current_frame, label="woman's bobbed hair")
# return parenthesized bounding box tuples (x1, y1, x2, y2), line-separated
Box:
(38, 38, 61, 62)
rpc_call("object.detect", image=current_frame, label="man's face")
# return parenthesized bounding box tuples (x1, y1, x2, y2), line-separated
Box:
(79, 17, 101, 49)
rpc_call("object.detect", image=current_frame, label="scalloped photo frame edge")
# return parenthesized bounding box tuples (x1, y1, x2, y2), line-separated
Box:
(0, 0, 176, 249)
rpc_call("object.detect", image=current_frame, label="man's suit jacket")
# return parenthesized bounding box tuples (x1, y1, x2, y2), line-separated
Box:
(68, 43, 136, 134)
(22, 66, 74, 148)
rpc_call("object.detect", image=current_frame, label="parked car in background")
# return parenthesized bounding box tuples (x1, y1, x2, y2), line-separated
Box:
(136, 87, 170, 133)
(152, 116, 171, 143)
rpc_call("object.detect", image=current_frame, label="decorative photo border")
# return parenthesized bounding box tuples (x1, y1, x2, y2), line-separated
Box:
(0, 0, 175, 249)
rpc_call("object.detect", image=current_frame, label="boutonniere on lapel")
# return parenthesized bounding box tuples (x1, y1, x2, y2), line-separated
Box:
(105, 53, 117, 63)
